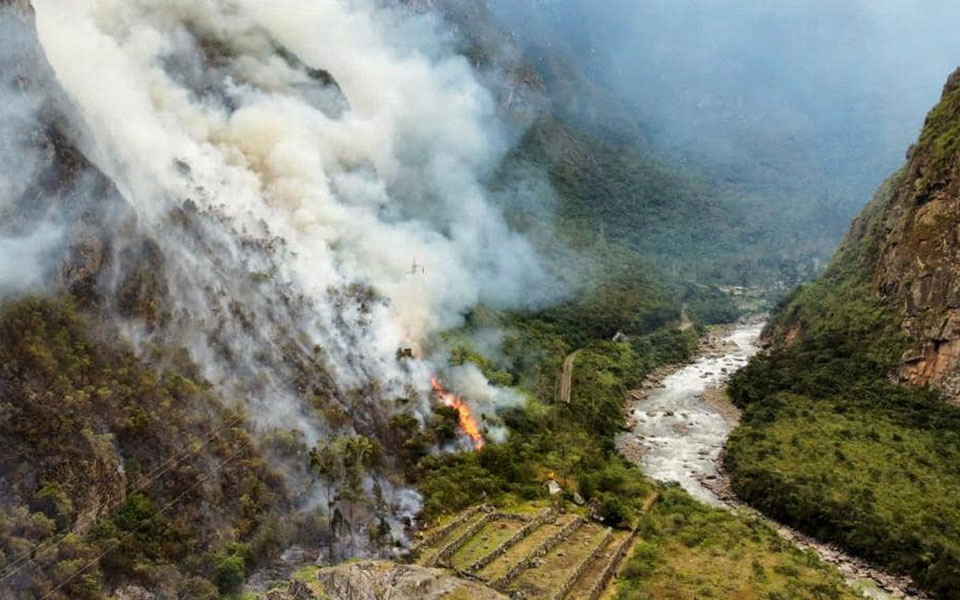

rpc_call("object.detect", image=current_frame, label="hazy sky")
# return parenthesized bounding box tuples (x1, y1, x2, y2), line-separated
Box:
(489, 0, 960, 210)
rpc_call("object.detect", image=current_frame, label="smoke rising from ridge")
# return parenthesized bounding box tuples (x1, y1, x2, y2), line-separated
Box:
(0, 11, 64, 295)
(16, 0, 556, 536)
(33, 0, 546, 379)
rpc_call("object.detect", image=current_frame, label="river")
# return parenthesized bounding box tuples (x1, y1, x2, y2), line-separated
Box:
(617, 321, 762, 505)
(616, 320, 922, 600)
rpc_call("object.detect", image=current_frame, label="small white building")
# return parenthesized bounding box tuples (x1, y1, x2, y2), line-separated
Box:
(544, 479, 562, 496)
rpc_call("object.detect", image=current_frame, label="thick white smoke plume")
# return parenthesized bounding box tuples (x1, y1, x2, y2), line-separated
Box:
(0, 11, 64, 295)
(27, 0, 549, 532)
(33, 0, 543, 396)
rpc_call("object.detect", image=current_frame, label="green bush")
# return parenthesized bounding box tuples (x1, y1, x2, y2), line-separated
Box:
(215, 554, 246, 593)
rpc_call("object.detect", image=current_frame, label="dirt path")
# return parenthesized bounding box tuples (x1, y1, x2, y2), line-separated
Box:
(558, 349, 581, 405)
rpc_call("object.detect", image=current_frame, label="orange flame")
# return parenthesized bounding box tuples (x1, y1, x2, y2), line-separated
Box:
(431, 376, 485, 450)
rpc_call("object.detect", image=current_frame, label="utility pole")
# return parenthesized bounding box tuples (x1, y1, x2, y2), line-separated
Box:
(410, 259, 425, 275)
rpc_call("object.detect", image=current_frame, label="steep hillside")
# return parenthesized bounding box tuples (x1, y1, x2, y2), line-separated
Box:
(0, 9, 307, 598)
(0, 298, 292, 599)
(0, 1, 428, 596)
(726, 67, 960, 597)
(766, 67, 960, 399)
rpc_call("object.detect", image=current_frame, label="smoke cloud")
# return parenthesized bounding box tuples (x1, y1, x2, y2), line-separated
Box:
(0, 11, 65, 296)
(31, 0, 546, 391)
(11, 0, 558, 537)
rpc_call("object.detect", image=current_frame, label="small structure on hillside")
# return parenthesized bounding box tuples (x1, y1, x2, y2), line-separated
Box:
(543, 479, 562, 496)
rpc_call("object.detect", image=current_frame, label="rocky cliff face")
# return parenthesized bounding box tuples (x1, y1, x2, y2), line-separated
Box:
(769, 67, 960, 400)
(872, 69, 960, 395)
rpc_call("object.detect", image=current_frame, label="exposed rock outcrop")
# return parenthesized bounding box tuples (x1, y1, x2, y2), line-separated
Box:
(315, 561, 509, 600)
(872, 69, 960, 396)
(768, 67, 960, 401)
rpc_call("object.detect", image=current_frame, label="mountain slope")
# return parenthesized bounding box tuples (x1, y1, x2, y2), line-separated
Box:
(725, 67, 960, 597)
(765, 67, 960, 399)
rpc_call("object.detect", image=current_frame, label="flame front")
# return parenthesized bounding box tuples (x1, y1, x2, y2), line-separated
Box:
(431, 377, 485, 450)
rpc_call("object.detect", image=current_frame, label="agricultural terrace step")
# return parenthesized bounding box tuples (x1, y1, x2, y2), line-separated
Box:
(490, 515, 586, 590)
(415, 507, 495, 567)
(550, 527, 613, 600)
(561, 530, 631, 600)
(508, 522, 609, 599)
(413, 505, 493, 553)
(449, 517, 528, 572)
(430, 511, 497, 568)
(565, 493, 657, 600)
(476, 514, 581, 584)
(467, 508, 557, 574)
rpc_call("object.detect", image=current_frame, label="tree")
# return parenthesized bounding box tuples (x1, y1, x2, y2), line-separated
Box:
(309, 443, 343, 563)
(341, 436, 379, 557)
(309, 435, 381, 561)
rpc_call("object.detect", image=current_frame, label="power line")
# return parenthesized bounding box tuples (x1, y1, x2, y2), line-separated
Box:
(38, 447, 244, 600)
(0, 411, 247, 586)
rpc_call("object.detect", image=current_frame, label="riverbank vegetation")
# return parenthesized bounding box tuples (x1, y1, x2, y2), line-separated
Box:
(617, 486, 859, 600)
(725, 241, 960, 596)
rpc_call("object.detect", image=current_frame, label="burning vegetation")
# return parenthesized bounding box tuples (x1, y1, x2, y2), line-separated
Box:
(431, 376, 486, 450)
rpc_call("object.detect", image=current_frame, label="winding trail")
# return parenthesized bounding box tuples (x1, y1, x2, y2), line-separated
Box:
(615, 320, 924, 600)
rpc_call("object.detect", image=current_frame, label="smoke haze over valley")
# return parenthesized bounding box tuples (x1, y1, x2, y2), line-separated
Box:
(491, 0, 960, 254)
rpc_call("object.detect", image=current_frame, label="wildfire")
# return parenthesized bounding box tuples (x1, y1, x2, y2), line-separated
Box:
(430, 376, 485, 450)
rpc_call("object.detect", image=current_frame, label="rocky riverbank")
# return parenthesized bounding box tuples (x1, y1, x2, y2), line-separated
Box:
(617, 315, 926, 600)
(616, 316, 764, 504)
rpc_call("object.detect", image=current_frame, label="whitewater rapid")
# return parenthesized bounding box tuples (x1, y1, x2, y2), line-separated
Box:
(618, 321, 921, 600)
(618, 322, 762, 504)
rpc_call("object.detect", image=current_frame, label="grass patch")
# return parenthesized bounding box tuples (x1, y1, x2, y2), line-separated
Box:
(725, 391, 960, 596)
(449, 519, 525, 572)
(510, 523, 608, 598)
(615, 486, 858, 600)
(476, 514, 579, 582)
